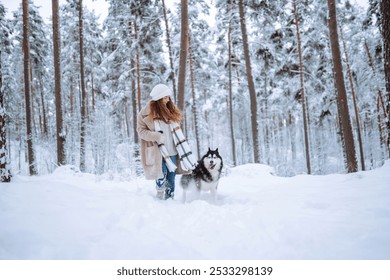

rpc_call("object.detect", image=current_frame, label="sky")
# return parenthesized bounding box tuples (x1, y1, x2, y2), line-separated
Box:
(2, 0, 369, 23)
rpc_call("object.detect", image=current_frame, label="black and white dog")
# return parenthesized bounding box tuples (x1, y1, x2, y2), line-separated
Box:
(180, 148, 223, 202)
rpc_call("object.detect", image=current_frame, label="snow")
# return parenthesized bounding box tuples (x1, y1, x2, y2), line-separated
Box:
(0, 162, 389, 260)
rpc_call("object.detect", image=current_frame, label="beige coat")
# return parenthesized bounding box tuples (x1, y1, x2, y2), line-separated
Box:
(136, 101, 188, 180)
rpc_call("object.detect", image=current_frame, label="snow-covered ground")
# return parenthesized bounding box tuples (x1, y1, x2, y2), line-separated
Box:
(0, 162, 389, 260)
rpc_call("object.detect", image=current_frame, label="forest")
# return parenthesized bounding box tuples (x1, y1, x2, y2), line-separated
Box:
(0, 0, 389, 180)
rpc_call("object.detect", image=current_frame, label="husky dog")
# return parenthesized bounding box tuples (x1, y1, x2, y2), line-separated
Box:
(180, 148, 223, 202)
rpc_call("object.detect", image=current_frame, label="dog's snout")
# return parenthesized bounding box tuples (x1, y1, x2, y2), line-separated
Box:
(210, 160, 214, 164)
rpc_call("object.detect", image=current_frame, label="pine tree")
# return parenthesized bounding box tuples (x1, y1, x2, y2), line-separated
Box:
(380, 0, 390, 157)
(293, 0, 311, 174)
(186, 0, 214, 158)
(52, 0, 65, 166)
(177, 0, 189, 112)
(340, 27, 365, 171)
(22, 0, 37, 175)
(13, 1, 51, 139)
(327, 0, 358, 172)
(78, 0, 88, 172)
(227, 1, 237, 166)
(0, 4, 12, 182)
(161, 0, 177, 102)
(238, 0, 260, 163)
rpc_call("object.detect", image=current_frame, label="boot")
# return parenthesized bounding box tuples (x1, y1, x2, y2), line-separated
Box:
(165, 186, 174, 199)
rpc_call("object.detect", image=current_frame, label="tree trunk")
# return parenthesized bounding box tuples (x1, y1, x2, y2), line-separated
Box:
(134, 21, 142, 111)
(264, 71, 270, 165)
(124, 97, 130, 139)
(341, 28, 365, 170)
(177, 0, 189, 112)
(22, 0, 37, 175)
(238, 0, 260, 163)
(364, 40, 387, 115)
(129, 21, 141, 175)
(0, 50, 11, 182)
(188, 34, 200, 159)
(293, 0, 311, 174)
(79, 0, 87, 172)
(127, 21, 139, 145)
(203, 89, 210, 147)
(377, 96, 386, 157)
(91, 71, 95, 112)
(131, 60, 138, 144)
(227, 17, 237, 166)
(70, 62, 75, 115)
(161, 0, 177, 102)
(380, 0, 390, 158)
(363, 40, 387, 156)
(38, 72, 48, 137)
(29, 60, 37, 134)
(327, 0, 357, 173)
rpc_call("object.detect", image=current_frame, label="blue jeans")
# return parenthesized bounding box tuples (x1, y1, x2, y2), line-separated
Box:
(156, 155, 177, 198)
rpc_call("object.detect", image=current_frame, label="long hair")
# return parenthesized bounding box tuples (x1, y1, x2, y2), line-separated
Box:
(150, 97, 182, 124)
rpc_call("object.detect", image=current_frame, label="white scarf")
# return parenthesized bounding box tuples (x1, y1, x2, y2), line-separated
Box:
(154, 120, 197, 172)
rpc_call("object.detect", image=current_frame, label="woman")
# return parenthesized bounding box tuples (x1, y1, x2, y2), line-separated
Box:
(137, 84, 196, 199)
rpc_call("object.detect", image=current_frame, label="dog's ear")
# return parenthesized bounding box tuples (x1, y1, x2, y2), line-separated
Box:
(216, 148, 219, 153)
(208, 147, 211, 152)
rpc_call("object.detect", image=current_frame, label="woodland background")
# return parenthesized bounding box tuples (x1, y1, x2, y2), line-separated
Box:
(0, 0, 389, 180)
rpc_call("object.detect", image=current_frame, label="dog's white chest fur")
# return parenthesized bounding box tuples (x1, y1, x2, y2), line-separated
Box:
(198, 178, 219, 191)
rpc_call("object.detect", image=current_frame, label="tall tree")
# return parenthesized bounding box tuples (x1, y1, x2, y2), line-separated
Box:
(161, 0, 177, 102)
(227, 1, 236, 166)
(0, 50, 11, 182)
(22, 0, 37, 175)
(0, 4, 11, 182)
(13, 1, 51, 139)
(341, 28, 365, 170)
(52, 0, 65, 166)
(188, 34, 200, 159)
(327, 0, 357, 172)
(380, 0, 390, 157)
(177, 0, 189, 112)
(78, 0, 87, 172)
(362, 38, 387, 164)
(238, 0, 260, 163)
(293, 0, 311, 174)
(184, 0, 213, 157)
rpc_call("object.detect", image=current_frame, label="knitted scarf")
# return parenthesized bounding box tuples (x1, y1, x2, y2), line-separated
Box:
(154, 120, 197, 172)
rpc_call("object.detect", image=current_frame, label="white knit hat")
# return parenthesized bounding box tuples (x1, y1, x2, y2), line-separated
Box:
(150, 84, 172, 101)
